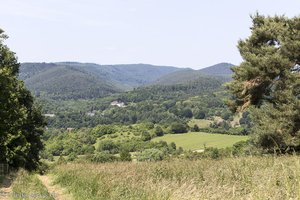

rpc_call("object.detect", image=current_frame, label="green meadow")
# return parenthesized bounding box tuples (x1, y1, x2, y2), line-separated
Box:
(152, 132, 249, 150)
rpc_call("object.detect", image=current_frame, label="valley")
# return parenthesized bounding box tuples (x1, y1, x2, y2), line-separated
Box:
(19, 62, 253, 162)
(1, 4, 300, 199)
(2, 61, 257, 200)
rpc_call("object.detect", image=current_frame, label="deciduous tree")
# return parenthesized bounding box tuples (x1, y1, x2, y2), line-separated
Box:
(0, 29, 45, 170)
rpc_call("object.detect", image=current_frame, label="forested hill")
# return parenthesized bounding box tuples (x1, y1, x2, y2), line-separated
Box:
(19, 62, 233, 100)
(20, 62, 182, 99)
(153, 63, 234, 86)
(199, 62, 234, 77)
(20, 63, 121, 100)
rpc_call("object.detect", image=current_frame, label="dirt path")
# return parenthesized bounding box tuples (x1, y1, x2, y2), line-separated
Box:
(37, 175, 73, 200)
(0, 176, 13, 200)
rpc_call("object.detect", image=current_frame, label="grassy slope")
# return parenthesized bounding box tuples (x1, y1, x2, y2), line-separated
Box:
(52, 156, 300, 200)
(152, 132, 249, 150)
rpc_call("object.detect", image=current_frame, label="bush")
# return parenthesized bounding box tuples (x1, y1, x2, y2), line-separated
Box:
(221, 112, 231, 120)
(144, 122, 155, 129)
(57, 155, 67, 165)
(168, 142, 176, 151)
(203, 147, 220, 159)
(194, 110, 206, 119)
(83, 145, 96, 154)
(91, 152, 118, 163)
(170, 122, 188, 134)
(191, 124, 200, 132)
(179, 108, 193, 118)
(232, 140, 251, 156)
(97, 140, 119, 154)
(93, 125, 116, 137)
(137, 149, 165, 161)
(67, 152, 78, 161)
(119, 149, 132, 162)
(141, 131, 151, 141)
(154, 126, 164, 137)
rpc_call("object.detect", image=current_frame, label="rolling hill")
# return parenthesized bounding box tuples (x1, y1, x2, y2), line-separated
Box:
(20, 62, 182, 99)
(19, 62, 233, 100)
(199, 62, 234, 77)
(152, 63, 234, 86)
(20, 63, 120, 100)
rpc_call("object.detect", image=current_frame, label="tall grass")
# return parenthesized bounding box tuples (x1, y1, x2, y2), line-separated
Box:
(52, 156, 300, 200)
(11, 169, 54, 200)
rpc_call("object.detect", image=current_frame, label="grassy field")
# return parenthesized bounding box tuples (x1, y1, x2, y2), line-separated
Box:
(51, 156, 300, 200)
(152, 132, 249, 150)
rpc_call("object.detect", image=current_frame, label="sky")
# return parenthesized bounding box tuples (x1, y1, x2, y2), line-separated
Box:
(0, 0, 300, 69)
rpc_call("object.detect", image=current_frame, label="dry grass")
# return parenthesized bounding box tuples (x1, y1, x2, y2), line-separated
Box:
(51, 156, 300, 200)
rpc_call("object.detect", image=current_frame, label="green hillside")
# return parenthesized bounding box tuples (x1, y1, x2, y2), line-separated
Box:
(21, 64, 120, 100)
(52, 62, 184, 90)
(20, 62, 183, 99)
(20, 62, 232, 100)
(152, 63, 233, 86)
(199, 62, 234, 77)
(42, 75, 233, 128)
(153, 69, 204, 85)
(19, 62, 239, 129)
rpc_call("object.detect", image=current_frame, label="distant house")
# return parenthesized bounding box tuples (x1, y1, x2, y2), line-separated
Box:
(67, 128, 74, 132)
(43, 114, 56, 117)
(86, 112, 95, 117)
(291, 64, 300, 74)
(110, 100, 126, 107)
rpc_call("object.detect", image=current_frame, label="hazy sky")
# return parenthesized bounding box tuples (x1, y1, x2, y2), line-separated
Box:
(1, 0, 299, 69)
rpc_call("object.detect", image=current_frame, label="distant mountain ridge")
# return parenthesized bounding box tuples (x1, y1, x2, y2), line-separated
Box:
(19, 62, 234, 100)
(199, 62, 234, 77)
(20, 62, 183, 99)
(153, 63, 234, 86)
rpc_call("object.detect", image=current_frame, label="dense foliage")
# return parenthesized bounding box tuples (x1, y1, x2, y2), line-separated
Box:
(227, 14, 300, 152)
(19, 62, 182, 99)
(41, 76, 231, 128)
(0, 29, 45, 170)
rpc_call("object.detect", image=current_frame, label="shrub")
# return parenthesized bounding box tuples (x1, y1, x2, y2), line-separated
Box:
(191, 124, 200, 132)
(91, 152, 118, 163)
(194, 110, 206, 119)
(93, 125, 116, 137)
(169, 142, 176, 151)
(141, 131, 151, 141)
(144, 122, 155, 129)
(57, 155, 67, 165)
(119, 149, 132, 162)
(154, 126, 164, 137)
(137, 149, 165, 161)
(67, 152, 78, 161)
(83, 145, 95, 154)
(97, 140, 119, 154)
(170, 122, 188, 134)
(179, 108, 193, 118)
(203, 147, 220, 159)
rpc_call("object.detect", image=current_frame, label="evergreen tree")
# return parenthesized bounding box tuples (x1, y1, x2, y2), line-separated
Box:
(0, 29, 45, 170)
(227, 14, 300, 152)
